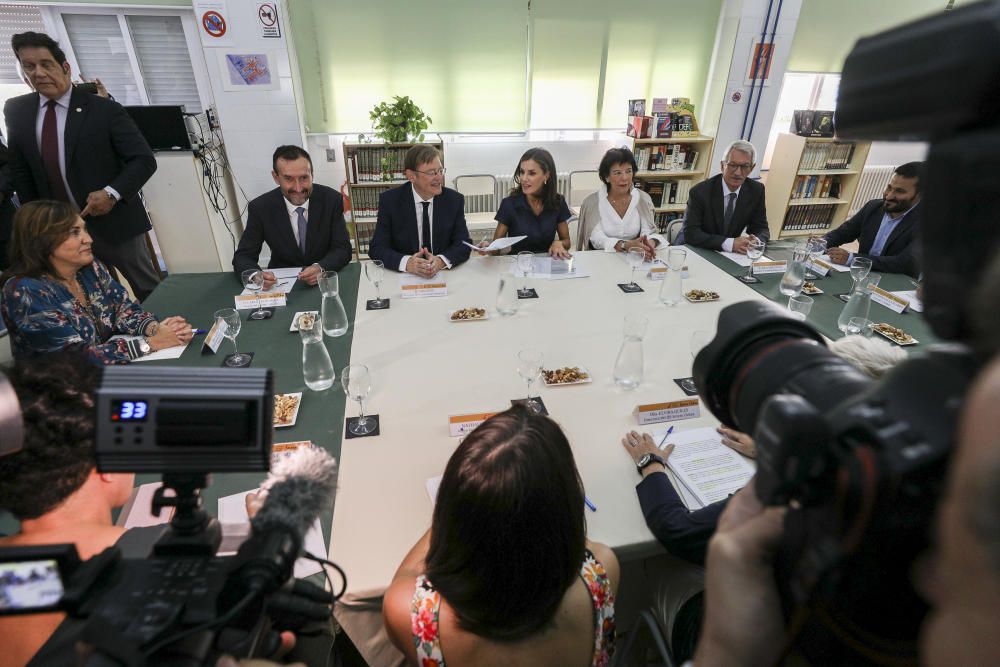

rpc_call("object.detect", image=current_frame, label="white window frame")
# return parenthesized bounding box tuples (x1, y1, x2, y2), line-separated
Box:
(41, 5, 213, 113)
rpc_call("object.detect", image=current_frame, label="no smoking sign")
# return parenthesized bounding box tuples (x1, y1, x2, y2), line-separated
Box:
(202, 10, 227, 38)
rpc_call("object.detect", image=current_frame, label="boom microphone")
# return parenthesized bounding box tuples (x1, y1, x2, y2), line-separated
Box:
(230, 446, 338, 594)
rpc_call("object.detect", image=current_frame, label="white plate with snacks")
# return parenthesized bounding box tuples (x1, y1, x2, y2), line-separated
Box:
(448, 307, 489, 322)
(541, 366, 592, 386)
(289, 311, 319, 332)
(273, 392, 303, 427)
(684, 289, 720, 303)
(872, 323, 918, 346)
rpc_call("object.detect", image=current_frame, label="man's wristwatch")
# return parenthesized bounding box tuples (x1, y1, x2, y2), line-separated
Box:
(145, 321, 160, 337)
(636, 452, 667, 475)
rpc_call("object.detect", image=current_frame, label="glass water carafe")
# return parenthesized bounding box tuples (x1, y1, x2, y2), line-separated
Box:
(319, 270, 349, 337)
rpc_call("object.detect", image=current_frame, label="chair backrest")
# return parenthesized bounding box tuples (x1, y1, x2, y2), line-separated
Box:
(453, 174, 498, 214)
(568, 170, 602, 208)
(666, 217, 685, 245)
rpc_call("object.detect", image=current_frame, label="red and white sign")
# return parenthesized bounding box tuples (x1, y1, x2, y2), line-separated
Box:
(257, 3, 281, 38)
(194, 0, 233, 46)
(202, 10, 226, 38)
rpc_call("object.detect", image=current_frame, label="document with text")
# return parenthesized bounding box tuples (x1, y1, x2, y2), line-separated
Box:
(649, 425, 755, 508)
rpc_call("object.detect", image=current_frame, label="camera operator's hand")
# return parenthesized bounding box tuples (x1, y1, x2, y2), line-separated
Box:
(216, 631, 303, 667)
(694, 484, 788, 666)
(717, 426, 757, 458)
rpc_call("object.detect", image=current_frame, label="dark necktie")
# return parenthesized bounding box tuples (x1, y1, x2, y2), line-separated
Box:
(41, 100, 71, 203)
(421, 201, 432, 254)
(296, 207, 308, 255)
(723, 192, 737, 233)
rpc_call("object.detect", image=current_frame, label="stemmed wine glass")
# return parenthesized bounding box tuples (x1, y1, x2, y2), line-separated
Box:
(850, 256, 873, 291)
(365, 260, 386, 307)
(680, 330, 713, 393)
(516, 251, 534, 297)
(739, 238, 766, 284)
(516, 349, 543, 412)
(214, 308, 251, 367)
(804, 237, 827, 280)
(342, 364, 375, 435)
(242, 269, 270, 320)
(626, 247, 645, 288)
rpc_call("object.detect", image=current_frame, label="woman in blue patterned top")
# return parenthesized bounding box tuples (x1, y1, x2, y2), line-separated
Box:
(480, 148, 573, 257)
(1, 201, 192, 364)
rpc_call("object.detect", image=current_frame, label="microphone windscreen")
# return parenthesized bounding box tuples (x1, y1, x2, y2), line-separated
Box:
(252, 446, 338, 538)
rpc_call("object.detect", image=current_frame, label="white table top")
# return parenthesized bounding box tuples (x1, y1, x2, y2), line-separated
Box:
(330, 249, 768, 594)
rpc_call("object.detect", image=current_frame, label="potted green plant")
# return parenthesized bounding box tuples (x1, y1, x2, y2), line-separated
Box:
(369, 96, 432, 144)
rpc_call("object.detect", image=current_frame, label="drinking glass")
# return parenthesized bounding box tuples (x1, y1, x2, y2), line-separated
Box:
(788, 294, 814, 321)
(804, 237, 827, 280)
(850, 256, 873, 289)
(365, 260, 386, 307)
(680, 330, 712, 393)
(739, 238, 766, 284)
(846, 317, 874, 337)
(516, 251, 534, 297)
(659, 247, 686, 306)
(214, 308, 250, 367)
(626, 247, 646, 288)
(342, 364, 375, 435)
(516, 349, 544, 411)
(778, 243, 809, 297)
(241, 269, 269, 320)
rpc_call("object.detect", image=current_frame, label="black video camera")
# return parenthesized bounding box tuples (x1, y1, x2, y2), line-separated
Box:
(0, 366, 340, 667)
(694, 2, 1000, 663)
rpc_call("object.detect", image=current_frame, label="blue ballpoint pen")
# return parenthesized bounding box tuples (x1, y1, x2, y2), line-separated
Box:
(659, 425, 675, 448)
(584, 496, 597, 512)
(191, 328, 208, 335)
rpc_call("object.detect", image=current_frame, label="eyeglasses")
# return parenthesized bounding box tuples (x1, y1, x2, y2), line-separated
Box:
(414, 167, 446, 177)
(724, 162, 753, 172)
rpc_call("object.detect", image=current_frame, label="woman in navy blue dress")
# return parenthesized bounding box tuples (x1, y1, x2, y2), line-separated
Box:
(483, 148, 572, 258)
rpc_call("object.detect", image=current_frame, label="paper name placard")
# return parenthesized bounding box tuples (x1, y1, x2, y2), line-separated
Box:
(400, 282, 447, 298)
(648, 264, 690, 280)
(750, 260, 787, 275)
(635, 399, 700, 425)
(804, 258, 832, 276)
(202, 318, 226, 354)
(234, 293, 286, 310)
(448, 412, 499, 437)
(869, 285, 909, 313)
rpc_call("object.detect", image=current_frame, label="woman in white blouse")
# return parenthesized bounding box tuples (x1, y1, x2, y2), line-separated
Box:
(577, 147, 665, 259)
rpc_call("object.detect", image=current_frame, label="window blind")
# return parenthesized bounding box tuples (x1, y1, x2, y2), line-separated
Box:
(62, 13, 142, 105)
(126, 15, 201, 113)
(0, 4, 46, 84)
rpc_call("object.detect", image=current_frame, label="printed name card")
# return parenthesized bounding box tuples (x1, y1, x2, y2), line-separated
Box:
(750, 260, 787, 275)
(234, 293, 286, 310)
(635, 399, 700, 425)
(804, 258, 832, 276)
(448, 412, 498, 437)
(202, 318, 227, 354)
(400, 281, 448, 298)
(648, 264, 690, 280)
(869, 285, 909, 313)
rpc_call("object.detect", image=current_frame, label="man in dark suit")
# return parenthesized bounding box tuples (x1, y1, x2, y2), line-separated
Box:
(823, 162, 923, 277)
(682, 140, 769, 253)
(369, 145, 471, 277)
(0, 131, 16, 271)
(5, 32, 160, 299)
(233, 145, 352, 288)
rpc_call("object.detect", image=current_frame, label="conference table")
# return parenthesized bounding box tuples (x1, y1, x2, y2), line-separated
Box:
(133, 245, 933, 656)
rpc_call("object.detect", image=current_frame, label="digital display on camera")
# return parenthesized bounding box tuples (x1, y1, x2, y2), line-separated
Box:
(111, 400, 148, 422)
(0, 559, 64, 612)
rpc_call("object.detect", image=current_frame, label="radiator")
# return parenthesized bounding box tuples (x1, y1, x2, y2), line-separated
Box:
(461, 173, 572, 214)
(849, 166, 894, 216)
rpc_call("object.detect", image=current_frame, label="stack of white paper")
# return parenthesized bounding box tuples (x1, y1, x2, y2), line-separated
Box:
(717, 251, 773, 267)
(241, 266, 300, 295)
(649, 426, 755, 509)
(464, 236, 526, 253)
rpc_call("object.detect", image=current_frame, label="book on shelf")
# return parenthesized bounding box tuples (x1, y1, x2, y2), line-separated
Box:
(798, 142, 856, 171)
(781, 204, 836, 232)
(791, 109, 814, 136)
(651, 97, 670, 114)
(812, 111, 835, 137)
(645, 181, 665, 207)
(790, 110, 835, 137)
(627, 115, 652, 138)
(628, 98, 646, 117)
(654, 210, 683, 232)
(653, 113, 673, 138)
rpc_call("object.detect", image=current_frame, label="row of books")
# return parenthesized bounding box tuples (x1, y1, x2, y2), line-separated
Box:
(627, 97, 698, 138)
(800, 142, 856, 170)
(635, 144, 699, 172)
(346, 147, 415, 183)
(781, 204, 837, 232)
(791, 109, 835, 137)
(348, 184, 393, 220)
(653, 211, 683, 232)
(791, 174, 842, 200)
(355, 221, 377, 256)
(643, 179, 692, 207)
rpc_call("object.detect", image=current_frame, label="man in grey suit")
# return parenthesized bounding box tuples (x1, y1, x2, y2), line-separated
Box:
(682, 140, 770, 253)
(5, 32, 160, 299)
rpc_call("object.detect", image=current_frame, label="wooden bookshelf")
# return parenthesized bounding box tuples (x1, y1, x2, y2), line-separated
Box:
(765, 133, 870, 239)
(630, 134, 714, 232)
(342, 140, 444, 258)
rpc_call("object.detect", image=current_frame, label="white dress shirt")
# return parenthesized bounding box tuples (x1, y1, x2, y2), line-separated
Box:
(720, 180, 742, 253)
(591, 187, 665, 251)
(399, 188, 451, 272)
(36, 87, 120, 202)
